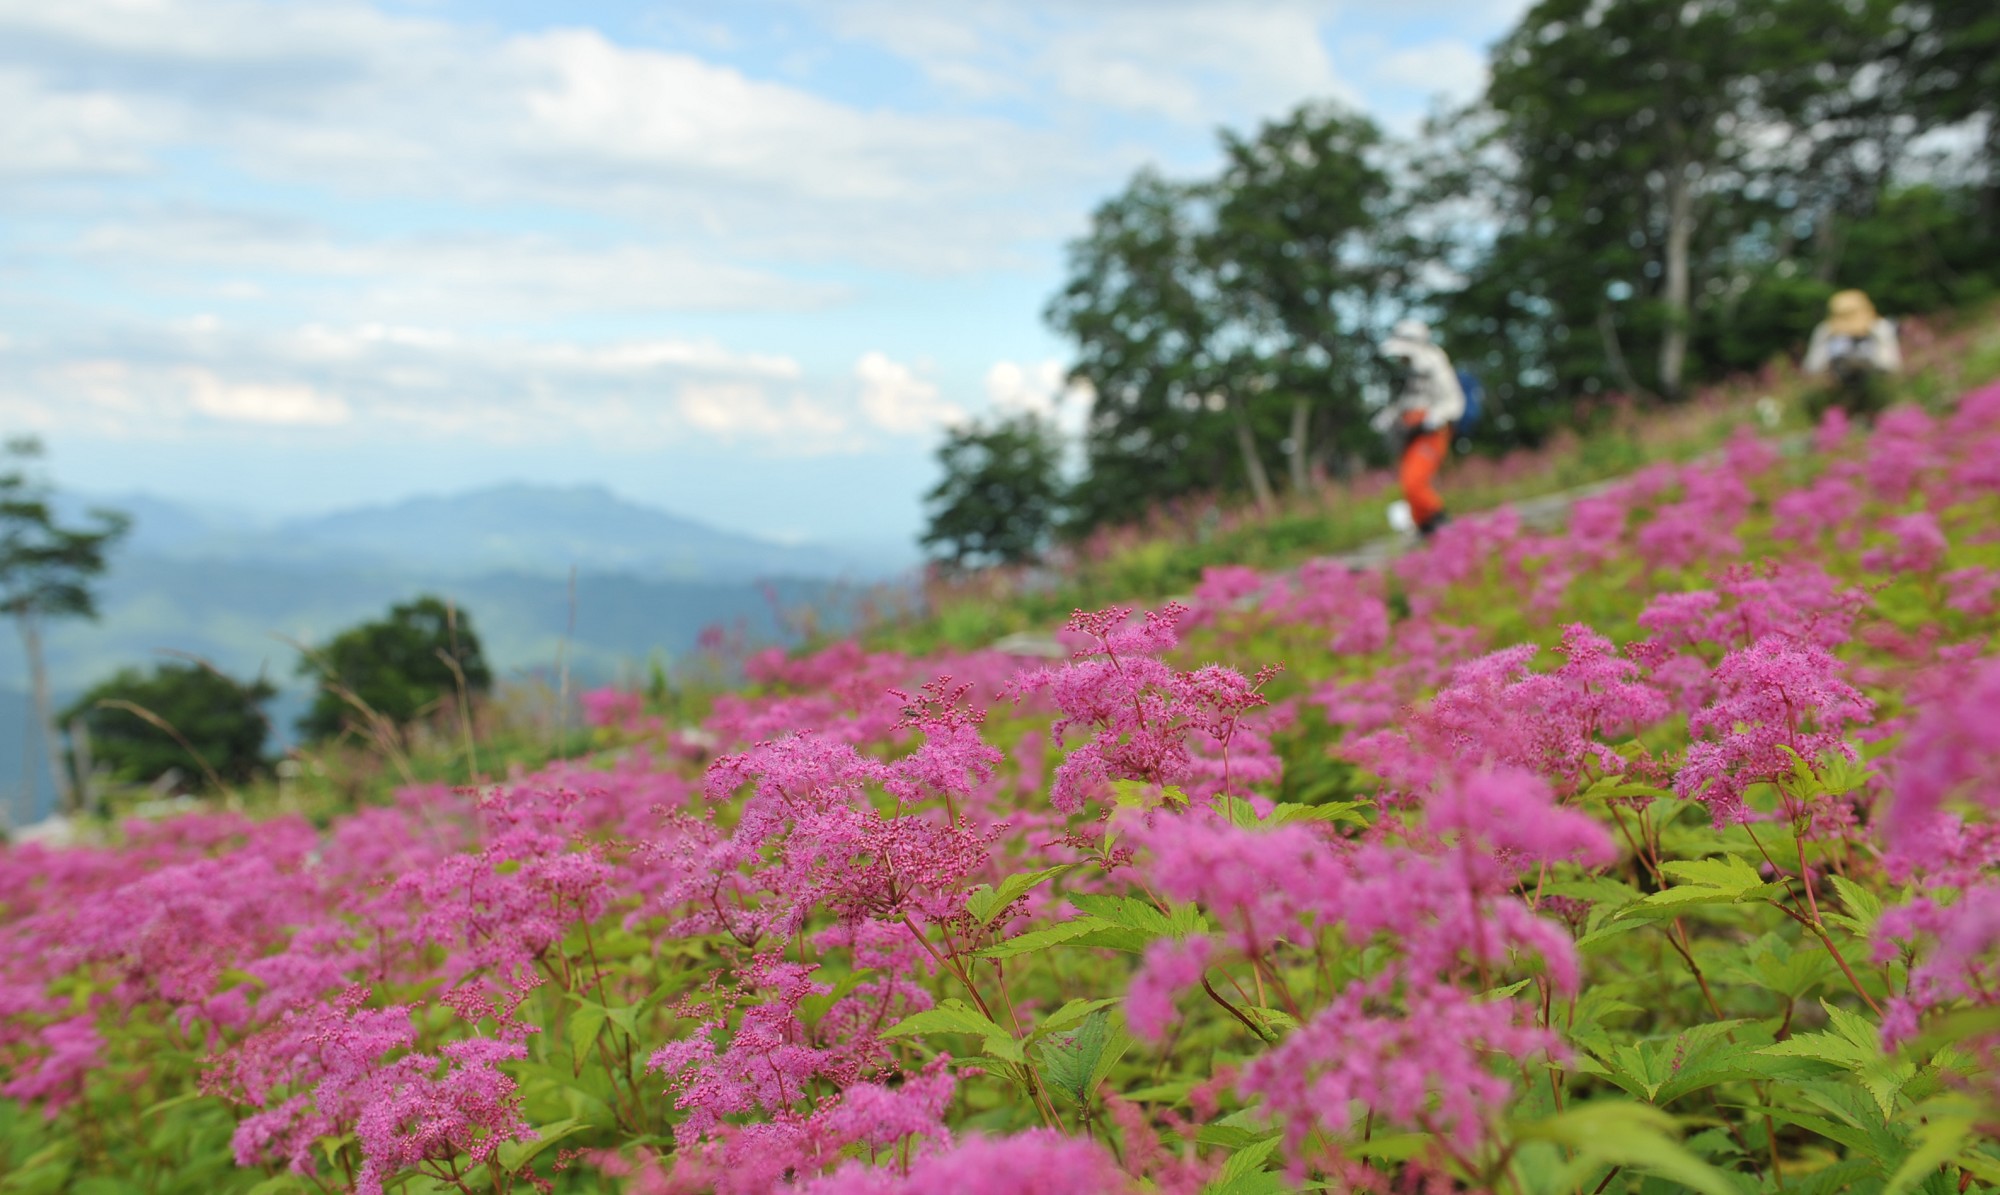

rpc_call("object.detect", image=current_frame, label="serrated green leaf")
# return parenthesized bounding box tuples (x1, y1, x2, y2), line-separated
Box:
(1034, 997, 1122, 1039)
(1087, 1024, 1133, 1095)
(1515, 1101, 1740, 1195)
(1827, 874, 1885, 935)
(1345, 1132, 1431, 1162)
(1069, 893, 1174, 935)
(975, 919, 1101, 959)
(1209, 1134, 1284, 1188)
(882, 998, 1011, 1045)
(496, 1118, 586, 1174)
(567, 1002, 608, 1061)
(1038, 1010, 1110, 1104)
(1264, 801, 1368, 828)
(1113, 779, 1188, 812)
(1882, 1102, 1976, 1195)
(1576, 775, 1675, 802)
(964, 864, 1079, 926)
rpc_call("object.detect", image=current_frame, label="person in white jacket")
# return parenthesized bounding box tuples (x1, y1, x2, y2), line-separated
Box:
(1803, 289, 1901, 421)
(1372, 319, 1464, 537)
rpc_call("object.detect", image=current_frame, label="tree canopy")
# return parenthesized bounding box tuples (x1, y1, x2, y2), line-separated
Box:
(922, 0, 2000, 557)
(921, 414, 1068, 570)
(296, 596, 492, 743)
(65, 662, 275, 789)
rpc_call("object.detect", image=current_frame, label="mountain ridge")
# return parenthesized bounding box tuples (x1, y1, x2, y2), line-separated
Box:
(65, 483, 913, 582)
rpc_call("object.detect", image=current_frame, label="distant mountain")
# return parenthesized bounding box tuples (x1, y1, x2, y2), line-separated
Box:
(0, 485, 921, 820)
(66, 484, 914, 582)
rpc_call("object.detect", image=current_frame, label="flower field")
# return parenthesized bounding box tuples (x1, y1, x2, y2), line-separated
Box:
(8, 388, 2000, 1194)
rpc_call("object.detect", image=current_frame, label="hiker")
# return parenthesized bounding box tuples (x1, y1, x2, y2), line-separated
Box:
(1803, 289, 1901, 422)
(1373, 319, 1465, 539)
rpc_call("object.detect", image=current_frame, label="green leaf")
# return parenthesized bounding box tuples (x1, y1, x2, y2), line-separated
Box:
(975, 919, 1102, 959)
(964, 864, 1079, 926)
(1205, 1134, 1284, 1192)
(1826, 874, 1885, 936)
(1112, 779, 1188, 812)
(882, 998, 1022, 1062)
(1882, 1102, 1976, 1195)
(1124, 1080, 1194, 1104)
(567, 1002, 608, 1061)
(1717, 933, 1835, 1000)
(1087, 1024, 1134, 1096)
(1263, 801, 1368, 828)
(1576, 775, 1675, 802)
(1759, 1000, 1912, 1115)
(1619, 855, 1785, 918)
(496, 1118, 587, 1174)
(1514, 1101, 1741, 1195)
(1033, 997, 1122, 1039)
(1038, 1010, 1110, 1104)
(1587, 1021, 1772, 1104)
(882, 997, 1009, 1041)
(1069, 893, 1174, 935)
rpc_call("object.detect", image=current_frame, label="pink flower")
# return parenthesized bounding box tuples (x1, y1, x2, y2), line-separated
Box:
(1861, 512, 1948, 575)
(1126, 937, 1214, 1042)
(1011, 605, 1280, 810)
(0, 1015, 101, 1116)
(800, 1129, 1134, 1195)
(1240, 980, 1559, 1154)
(1880, 657, 2000, 850)
(1674, 636, 1875, 824)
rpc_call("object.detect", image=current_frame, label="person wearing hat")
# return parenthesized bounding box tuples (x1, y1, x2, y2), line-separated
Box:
(1371, 318, 1465, 538)
(1803, 289, 1901, 421)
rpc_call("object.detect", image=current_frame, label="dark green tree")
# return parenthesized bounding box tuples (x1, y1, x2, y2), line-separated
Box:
(64, 662, 274, 789)
(921, 413, 1067, 569)
(1903, 0, 2000, 235)
(1047, 169, 1247, 532)
(1211, 103, 1399, 488)
(0, 438, 129, 820)
(1047, 103, 1395, 533)
(296, 596, 491, 743)
(1484, 0, 1839, 397)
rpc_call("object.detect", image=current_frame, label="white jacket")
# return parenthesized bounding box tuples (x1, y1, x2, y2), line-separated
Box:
(1378, 336, 1465, 431)
(1804, 318, 1901, 376)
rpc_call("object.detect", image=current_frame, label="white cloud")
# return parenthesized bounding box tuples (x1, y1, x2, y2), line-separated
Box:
(0, 317, 874, 453)
(0, 69, 165, 178)
(855, 351, 963, 434)
(185, 368, 350, 425)
(1372, 39, 1488, 107)
(0, 0, 1083, 274)
(983, 357, 1093, 436)
(58, 215, 845, 321)
(824, 1, 1354, 125)
(677, 383, 848, 441)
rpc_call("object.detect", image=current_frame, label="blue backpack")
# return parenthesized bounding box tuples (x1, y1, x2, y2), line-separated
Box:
(1454, 368, 1484, 437)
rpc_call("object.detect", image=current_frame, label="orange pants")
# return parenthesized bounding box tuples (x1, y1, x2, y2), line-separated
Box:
(1399, 426, 1450, 528)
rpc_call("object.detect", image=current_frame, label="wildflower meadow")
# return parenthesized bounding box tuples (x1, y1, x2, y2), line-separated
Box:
(8, 388, 2000, 1193)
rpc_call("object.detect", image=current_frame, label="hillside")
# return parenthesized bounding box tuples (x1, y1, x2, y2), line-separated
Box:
(8, 361, 2000, 1191)
(67, 483, 910, 583)
(4, 485, 917, 817)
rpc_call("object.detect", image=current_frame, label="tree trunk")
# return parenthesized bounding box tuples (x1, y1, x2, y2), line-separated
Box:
(1286, 397, 1311, 493)
(1658, 163, 1695, 399)
(1811, 208, 1843, 285)
(1229, 399, 1276, 512)
(17, 612, 71, 818)
(1597, 306, 1645, 398)
(69, 717, 93, 818)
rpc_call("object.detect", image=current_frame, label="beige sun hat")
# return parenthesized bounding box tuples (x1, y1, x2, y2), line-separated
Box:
(1827, 290, 1878, 337)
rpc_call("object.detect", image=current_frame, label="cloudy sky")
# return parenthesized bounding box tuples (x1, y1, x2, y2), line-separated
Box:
(0, 0, 1522, 556)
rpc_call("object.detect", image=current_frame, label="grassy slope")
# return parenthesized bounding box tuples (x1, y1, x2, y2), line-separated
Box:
(887, 305, 2000, 656)
(55, 305, 2000, 829)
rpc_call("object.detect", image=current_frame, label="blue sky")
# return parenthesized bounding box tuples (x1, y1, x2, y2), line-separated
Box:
(0, 0, 1522, 557)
